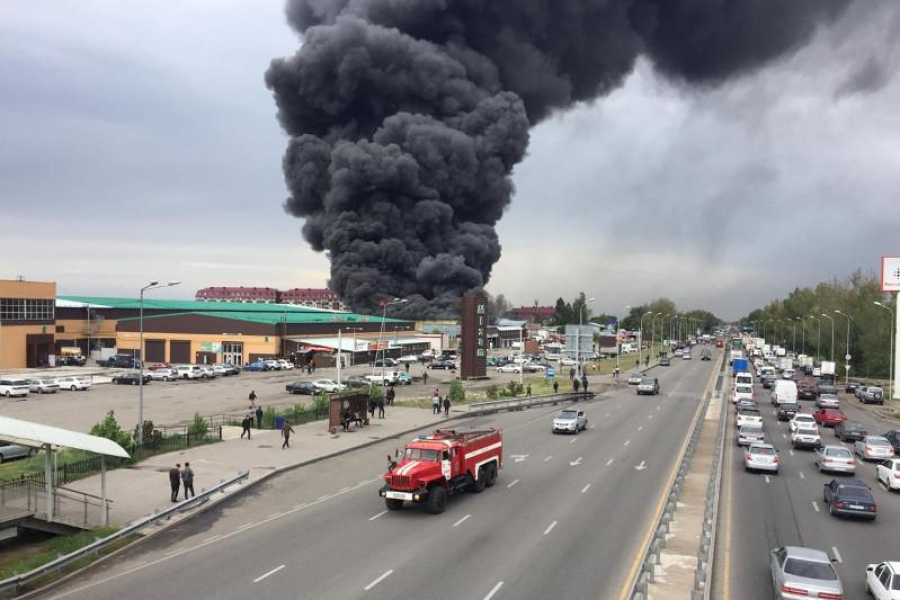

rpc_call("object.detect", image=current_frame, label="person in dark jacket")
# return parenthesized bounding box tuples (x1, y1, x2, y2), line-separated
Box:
(282, 423, 295, 449)
(255, 405, 264, 429)
(248, 390, 257, 404)
(553, 380, 559, 394)
(240, 416, 252, 440)
(573, 378, 580, 393)
(169, 464, 181, 502)
(581, 375, 589, 394)
(181, 462, 195, 499)
(377, 398, 385, 419)
(442, 397, 451, 417)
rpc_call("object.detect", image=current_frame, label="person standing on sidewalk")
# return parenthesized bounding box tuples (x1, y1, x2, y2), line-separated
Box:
(282, 422, 295, 449)
(614, 365, 620, 379)
(442, 396, 450, 417)
(240, 416, 252, 440)
(581, 374, 589, 396)
(573, 378, 580, 394)
(169, 464, 181, 502)
(377, 397, 385, 419)
(422, 371, 429, 386)
(432, 389, 441, 414)
(181, 462, 195, 499)
(255, 405, 264, 429)
(553, 380, 559, 394)
(526, 383, 532, 396)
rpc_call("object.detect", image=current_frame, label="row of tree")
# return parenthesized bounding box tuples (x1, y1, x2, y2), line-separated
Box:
(739, 270, 894, 380)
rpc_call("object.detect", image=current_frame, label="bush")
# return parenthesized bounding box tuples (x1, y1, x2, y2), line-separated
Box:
(90, 411, 132, 449)
(486, 385, 499, 400)
(368, 385, 384, 402)
(448, 380, 466, 403)
(313, 393, 329, 414)
(262, 406, 278, 428)
(132, 420, 155, 447)
(506, 381, 524, 397)
(187, 413, 209, 439)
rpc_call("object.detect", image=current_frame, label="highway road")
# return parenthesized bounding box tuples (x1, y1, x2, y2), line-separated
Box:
(42, 354, 718, 600)
(714, 376, 900, 600)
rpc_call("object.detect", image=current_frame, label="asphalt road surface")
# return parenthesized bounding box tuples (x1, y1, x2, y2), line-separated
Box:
(714, 377, 900, 600)
(42, 354, 718, 600)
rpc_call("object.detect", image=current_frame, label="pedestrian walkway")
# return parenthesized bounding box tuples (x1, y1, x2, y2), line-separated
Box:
(65, 406, 449, 527)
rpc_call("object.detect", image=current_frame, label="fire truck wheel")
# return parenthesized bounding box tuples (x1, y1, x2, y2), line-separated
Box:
(385, 498, 403, 511)
(484, 464, 498, 488)
(470, 470, 487, 494)
(427, 486, 447, 514)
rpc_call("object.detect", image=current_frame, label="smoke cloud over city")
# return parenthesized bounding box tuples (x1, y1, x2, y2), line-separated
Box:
(266, 0, 848, 318)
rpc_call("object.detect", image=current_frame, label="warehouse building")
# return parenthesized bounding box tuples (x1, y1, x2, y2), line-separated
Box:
(0, 278, 57, 369)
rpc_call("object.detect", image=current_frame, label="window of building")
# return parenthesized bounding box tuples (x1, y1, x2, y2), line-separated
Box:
(55, 325, 65, 333)
(0, 298, 55, 321)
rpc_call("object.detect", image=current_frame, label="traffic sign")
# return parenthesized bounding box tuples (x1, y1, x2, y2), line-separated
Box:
(845, 354, 852, 361)
(546, 367, 556, 378)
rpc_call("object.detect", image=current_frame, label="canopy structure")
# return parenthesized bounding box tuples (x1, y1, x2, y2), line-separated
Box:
(0, 416, 129, 526)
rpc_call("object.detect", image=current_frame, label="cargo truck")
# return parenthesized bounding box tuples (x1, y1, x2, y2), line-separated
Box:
(732, 357, 750, 376)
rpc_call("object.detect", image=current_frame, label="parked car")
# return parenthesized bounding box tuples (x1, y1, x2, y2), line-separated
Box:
(834, 421, 867, 442)
(861, 386, 885, 405)
(823, 478, 877, 520)
(242, 362, 268, 372)
(111, 372, 152, 386)
(744, 443, 779, 473)
(875, 458, 900, 492)
(776, 402, 800, 422)
(430, 358, 456, 370)
(496, 364, 521, 374)
(285, 381, 319, 395)
(276, 359, 294, 370)
(865, 561, 900, 599)
(147, 362, 171, 370)
(174, 365, 205, 379)
(27, 378, 59, 394)
(791, 427, 821, 450)
(738, 425, 765, 447)
(855, 436, 896, 461)
(559, 357, 577, 366)
(396, 373, 413, 385)
(0, 442, 37, 463)
(637, 377, 660, 396)
(149, 368, 178, 381)
(627, 372, 643, 385)
(0, 378, 30, 398)
(312, 379, 347, 393)
(552, 409, 588, 434)
(845, 380, 864, 394)
(198, 366, 217, 379)
(814, 445, 856, 475)
(100, 355, 141, 369)
(53, 376, 91, 391)
(813, 408, 847, 428)
(815, 394, 840, 409)
(264, 359, 281, 370)
(344, 375, 370, 388)
(397, 355, 420, 364)
(373, 358, 398, 368)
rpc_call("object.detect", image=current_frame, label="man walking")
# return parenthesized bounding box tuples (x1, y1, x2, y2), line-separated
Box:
(240, 415, 252, 440)
(422, 371, 429, 386)
(526, 383, 532, 396)
(442, 396, 451, 417)
(573, 378, 580, 393)
(181, 462, 195, 499)
(614, 365, 620, 379)
(553, 380, 559, 394)
(386, 386, 395, 406)
(169, 464, 181, 502)
(581, 374, 589, 394)
(255, 405, 264, 429)
(432, 389, 441, 414)
(377, 398, 385, 419)
(248, 390, 257, 405)
(282, 422, 295, 449)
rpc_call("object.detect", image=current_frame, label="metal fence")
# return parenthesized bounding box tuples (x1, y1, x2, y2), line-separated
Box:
(468, 392, 595, 415)
(0, 481, 111, 528)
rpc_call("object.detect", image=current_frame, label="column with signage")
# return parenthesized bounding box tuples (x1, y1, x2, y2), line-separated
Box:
(461, 293, 488, 379)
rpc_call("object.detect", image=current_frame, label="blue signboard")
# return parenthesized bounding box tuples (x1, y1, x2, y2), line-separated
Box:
(546, 367, 556, 378)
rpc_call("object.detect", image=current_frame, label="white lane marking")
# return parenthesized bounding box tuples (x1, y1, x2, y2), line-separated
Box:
(656, 405, 661, 410)
(364, 569, 394, 591)
(570, 457, 583, 466)
(812, 501, 820, 512)
(581, 484, 591, 494)
(648, 414, 654, 420)
(164, 547, 186, 556)
(543, 520, 558, 535)
(638, 426, 643, 431)
(253, 564, 285, 584)
(606, 458, 614, 466)
(453, 514, 471, 528)
(544, 455, 553, 462)
(624, 440, 631, 447)
(369, 510, 388, 521)
(265, 512, 282, 520)
(235, 522, 255, 532)
(765, 476, 771, 484)
(570, 438, 577, 444)
(483, 581, 504, 600)
(203, 535, 221, 543)
(317, 495, 330, 501)
(340, 487, 351, 493)
(782, 434, 787, 439)
(799, 472, 805, 480)
(789, 450, 794, 457)
(832, 547, 843, 563)
(507, 479, 520, 489)
(590, 424, 595, 429)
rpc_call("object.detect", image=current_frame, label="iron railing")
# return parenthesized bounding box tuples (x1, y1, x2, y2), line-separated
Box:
(468, 392, 595, 414)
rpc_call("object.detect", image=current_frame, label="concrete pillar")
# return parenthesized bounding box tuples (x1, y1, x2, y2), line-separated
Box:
(101, 455, 108, 526)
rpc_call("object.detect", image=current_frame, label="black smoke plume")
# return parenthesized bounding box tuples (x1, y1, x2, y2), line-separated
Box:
(267, 0, 847, 318)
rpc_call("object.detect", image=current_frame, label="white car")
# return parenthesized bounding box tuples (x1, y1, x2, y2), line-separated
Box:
(174, 365, 204, 379)
(559, 357, 577, 366)
(735, 372, 753, 387)
(264, 359, 281, 370)
(732, 384, 754, 404)
(789, 414, 818, 433)
(496, 364, 521, 374)
(627, 373, 643, 385)
(552, 409, 587, 434)
(865, 561, 900, 599)
(276, 359, 294, 370)
(782, 368, 795, 379)
(397, 355, 420, 364)
(682, 351, 692, 360)
(313, 379, 347, 393)
(876, 458, 900, 492)
(744, 443, 779, 473)
(149, 368, 178, 381)
(0, 378, 30, 398)
(815, 394, 840, 409)
(199, 366, 217, 379)
(791, 428, 821, 450)
(812, 367, 822, 377)
(27, 378, 60, 394)
(736, 410, 763, 429)
(54, 376, 91, 391)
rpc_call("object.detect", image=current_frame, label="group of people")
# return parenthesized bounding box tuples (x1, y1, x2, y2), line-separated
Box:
(241, 390, 264, 439)
(168, 462, 195, 502)
(431, 389, 451, 416)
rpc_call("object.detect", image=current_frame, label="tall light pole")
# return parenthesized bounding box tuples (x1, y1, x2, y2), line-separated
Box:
(375, 298, 407, 384)
(616, 305, 630, 376)
(874, 301, 894, 400)
(639, 310, 652, 371)
(576, 297, 595, 379)
(821, 313, 835, 363)
(808, 316, 820, 361)
(138, 280, 180, 446)
(834, 310, 853, 386)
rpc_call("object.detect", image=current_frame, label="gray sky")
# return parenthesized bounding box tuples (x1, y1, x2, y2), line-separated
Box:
(1, 1, 898, 321)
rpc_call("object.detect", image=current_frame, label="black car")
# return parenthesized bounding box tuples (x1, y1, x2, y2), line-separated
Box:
(761, 376, 775, 390)
(58, 356, 86, 367)
(286, 381, 318, 395)
(102, 355, 142, 369)
(111, 372, 151, 385)
(834, 420, 867, 442)
(429, 358, 456, 370)
(883, 430, 900, 454)
(776, 402, 800, 421)
(845, 380, 864, 394)
(373, 358, 397, 368)
(344, 375, 370, 388)
(822, 478, 877, 520)
(659, 356, 671, 366)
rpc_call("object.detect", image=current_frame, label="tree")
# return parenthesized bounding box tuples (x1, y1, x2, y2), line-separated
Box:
(448, 380, 466, 403)
(90, 411, 132, 449)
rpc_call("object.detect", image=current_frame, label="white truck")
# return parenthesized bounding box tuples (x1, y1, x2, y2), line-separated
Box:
(780, 357, 793, 371)
(820, 361, 836, 376)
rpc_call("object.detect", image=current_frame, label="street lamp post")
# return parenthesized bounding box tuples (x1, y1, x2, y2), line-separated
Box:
(616, 306, 630, 376)
(375, 298, 408, 384)
(639, 311, 652, 371)
(576, 297, 595, 380)
(834, 310, 853, 387)
(874, 301, 894, 400)
(809, 316, 820, 361)
(138, 280, 180, 446)
(821, 313, 835, 363)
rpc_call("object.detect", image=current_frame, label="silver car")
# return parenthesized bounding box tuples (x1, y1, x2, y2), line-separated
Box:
(815, 394, 840, 409)
(0, 442, 37, 463)
(738, 425, 765, 447)
(149, 368, 178, 381)
(552, 409, 587, 434)
(770, 546, 842, 600)
(27, 378, 60, 394)
(855, 436, 896, 461)
(744, 443, 779, 473)
(815, 445, 856, 475)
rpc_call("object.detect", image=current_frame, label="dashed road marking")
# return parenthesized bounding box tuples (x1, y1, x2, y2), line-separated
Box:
(812, 501, 820, 512)
(265, 512, 282, 521)
(235, 522, 255, 532)
(832, 546, 843, 563)
(638, 426, 643, 432)
(581, 484, 591, 494)
(606, 458, 614, 466)
(543, 520, 558, 535)
(789, 450, 794, 457)
(570, 438, 577, 444)
(782, 434, 787, 439)
(544, 455, 553, 462)
(624, 440, 631, 447)
(164, 547, 186, 556)
(317, 495, 330, 501)
(507, 479, 519, 489)
(364, 569, 394, 591)
(765, 476, 771, 484)
(203, 535, 221, 543)
(799, 472, 805, 480)
(453, 514, 471, 528)
(483, 581, 504, 600)
(253, 564, 285, 584)
(369, 510, 388, 521)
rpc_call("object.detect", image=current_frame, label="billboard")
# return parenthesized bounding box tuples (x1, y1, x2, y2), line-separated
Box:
(564, 325, 595, 357)
(461, 292, 488, 378)
(881, 256, 900, 292)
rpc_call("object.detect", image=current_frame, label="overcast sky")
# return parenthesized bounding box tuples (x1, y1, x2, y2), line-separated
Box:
(1, 1, 898, 321)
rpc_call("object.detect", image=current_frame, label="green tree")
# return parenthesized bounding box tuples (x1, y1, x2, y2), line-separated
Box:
(448, 380, 466, 403)
(187, 413, 209, 439)
(90, 411, 132, 448)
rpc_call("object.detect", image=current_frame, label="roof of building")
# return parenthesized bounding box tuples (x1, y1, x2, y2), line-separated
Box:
(58, 296, 325, 314)
(0, 416, 130, 458)
(116, 310, 408, 325)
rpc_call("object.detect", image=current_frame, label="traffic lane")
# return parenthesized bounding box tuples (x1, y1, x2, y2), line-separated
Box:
(724, 382, 900, 600)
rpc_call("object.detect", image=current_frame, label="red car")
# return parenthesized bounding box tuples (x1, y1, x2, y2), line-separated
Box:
(813, 408, 847, 428)
(715, 339, 724, 348)
(147, 362, 171, 370)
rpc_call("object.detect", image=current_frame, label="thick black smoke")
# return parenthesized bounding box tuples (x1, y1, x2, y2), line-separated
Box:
(267, 0, 847, 318)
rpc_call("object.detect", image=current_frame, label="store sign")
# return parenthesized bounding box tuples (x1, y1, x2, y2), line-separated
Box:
(881, 256, 900, 292)
(461, 292, 487, 378)
(199, 342, 222, 353)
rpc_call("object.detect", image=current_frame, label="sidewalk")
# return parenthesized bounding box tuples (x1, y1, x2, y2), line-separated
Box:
(66, 406, 451, 527)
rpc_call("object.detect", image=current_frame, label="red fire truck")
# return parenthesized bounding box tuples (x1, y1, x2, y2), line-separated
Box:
(380, 428, 503, 514)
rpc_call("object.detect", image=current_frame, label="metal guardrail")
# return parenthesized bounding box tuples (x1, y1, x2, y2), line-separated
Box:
(0, 470, 250, 596)
(624, 353, 726, 600)
(468, 392, 596, 414)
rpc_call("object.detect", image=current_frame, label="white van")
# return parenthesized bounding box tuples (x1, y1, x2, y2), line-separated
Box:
(174, 365, 204, 380)
(0, 378, 30, 398)
(771, 380, 798, 405)
(735, 372, 753, 387)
